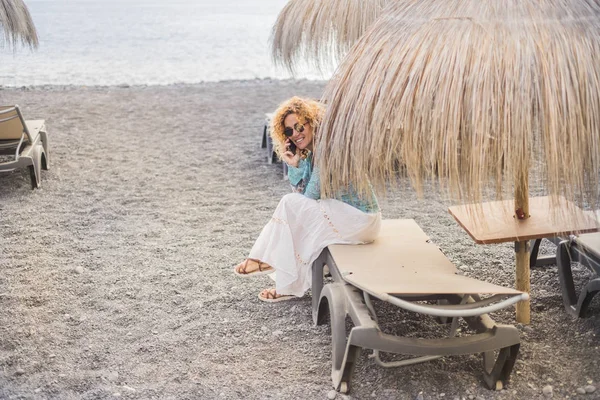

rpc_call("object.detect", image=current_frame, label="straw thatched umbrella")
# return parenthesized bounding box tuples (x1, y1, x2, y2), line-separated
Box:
(317, 0, 600, 323)
(0, 0, 38, 49)
(271, 0, 388, 72)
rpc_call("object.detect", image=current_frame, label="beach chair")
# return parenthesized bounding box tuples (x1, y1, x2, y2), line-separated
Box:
(261, 113, 288, 180)
(0, 105, 49, 189)
(311, 219, 528, 393)
(555, 233, 600, 317)
(531, 231, 600, 318)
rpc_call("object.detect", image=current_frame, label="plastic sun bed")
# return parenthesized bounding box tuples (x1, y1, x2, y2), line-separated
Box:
(0, 105, 49, 188)
(311, 219, 528, 393)
(261, 113, 288, 180)
(530, 213, 600, 317)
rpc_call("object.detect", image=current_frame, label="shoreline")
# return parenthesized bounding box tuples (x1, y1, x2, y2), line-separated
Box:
(0, 77, 329, 91)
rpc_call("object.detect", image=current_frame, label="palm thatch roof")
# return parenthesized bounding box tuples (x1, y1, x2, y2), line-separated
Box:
(271, 0, 388, 73)
(317, 0, 600, 212)
(0, 0, 38, 49)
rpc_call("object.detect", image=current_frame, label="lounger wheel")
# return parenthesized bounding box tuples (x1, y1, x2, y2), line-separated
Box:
(495, 380, 503, 391)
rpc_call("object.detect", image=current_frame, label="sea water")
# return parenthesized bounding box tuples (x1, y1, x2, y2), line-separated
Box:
(0, 0, 332, 87)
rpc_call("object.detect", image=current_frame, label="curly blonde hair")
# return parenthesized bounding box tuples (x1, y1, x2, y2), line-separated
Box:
(270, 96, 325, 160)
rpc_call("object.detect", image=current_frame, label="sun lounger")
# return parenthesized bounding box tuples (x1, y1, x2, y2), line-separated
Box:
(531, 234, 600, 318)
(529, 211, 600, 317)
(0, 105, 49, 188)
(261, 113, 288, 180)
(311, 219, 528, 393)
(555, 233, 600, 317)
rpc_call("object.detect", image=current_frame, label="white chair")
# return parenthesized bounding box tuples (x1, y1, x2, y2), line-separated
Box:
(0, 105, 49, 188)
(312, 219, 527, 393)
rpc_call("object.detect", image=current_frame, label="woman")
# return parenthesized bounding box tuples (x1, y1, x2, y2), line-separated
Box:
(234, 96, 381, 302)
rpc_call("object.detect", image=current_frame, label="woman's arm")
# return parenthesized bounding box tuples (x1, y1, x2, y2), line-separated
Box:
(287, 162, 306, 186)
(287, 159, 321, 199)
(287, 159, 310, 193)
(302, 166, 321, 200)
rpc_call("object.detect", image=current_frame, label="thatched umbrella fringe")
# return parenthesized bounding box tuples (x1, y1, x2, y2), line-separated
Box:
(0, 0, 38, 49)
(317, 0, 600, 215)
(271, 0, 388, 73)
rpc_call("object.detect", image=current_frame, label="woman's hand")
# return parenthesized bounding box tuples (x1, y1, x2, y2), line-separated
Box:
(281, 139, 300, 168)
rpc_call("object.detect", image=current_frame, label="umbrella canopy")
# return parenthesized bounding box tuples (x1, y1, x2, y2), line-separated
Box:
(317, 0, 600, 213)
(0, 0, 38, 49)
(271, 0, 388, 73)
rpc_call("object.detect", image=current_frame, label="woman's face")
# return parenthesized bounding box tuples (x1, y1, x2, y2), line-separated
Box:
(284, 113, 314, 151)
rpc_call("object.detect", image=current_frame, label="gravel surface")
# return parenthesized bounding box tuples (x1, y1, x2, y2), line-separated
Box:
(0, 80, 598, 399)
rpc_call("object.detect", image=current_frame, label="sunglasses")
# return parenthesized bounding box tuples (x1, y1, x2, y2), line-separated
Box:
(284, 122, 308, 138)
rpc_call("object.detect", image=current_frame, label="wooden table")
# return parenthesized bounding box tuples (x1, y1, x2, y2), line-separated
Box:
(448, 196, 600, 323)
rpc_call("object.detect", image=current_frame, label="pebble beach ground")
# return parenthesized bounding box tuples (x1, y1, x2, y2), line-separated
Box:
(0, 80, 598, 399)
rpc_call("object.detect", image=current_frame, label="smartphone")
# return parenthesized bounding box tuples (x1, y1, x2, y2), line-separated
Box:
(288, 141, 297, 154)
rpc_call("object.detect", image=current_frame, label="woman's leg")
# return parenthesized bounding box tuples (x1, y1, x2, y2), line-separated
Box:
(233, 258, 273, 276)
(248, 193, 318, 297)
(248, 194, 381, 297)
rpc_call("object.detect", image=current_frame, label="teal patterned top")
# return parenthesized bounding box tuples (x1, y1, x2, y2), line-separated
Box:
(287, 152, 379, 213)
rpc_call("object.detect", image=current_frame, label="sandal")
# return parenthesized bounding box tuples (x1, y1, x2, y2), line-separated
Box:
(258, 288, 294, 303)
(233, 258, 274, 277)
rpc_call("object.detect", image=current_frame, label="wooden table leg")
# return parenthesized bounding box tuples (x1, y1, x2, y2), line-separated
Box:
(515, 240, 531, 324)
(514, 171, 531, 324)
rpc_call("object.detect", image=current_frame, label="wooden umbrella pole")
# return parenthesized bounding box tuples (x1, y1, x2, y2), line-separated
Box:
(514, 177, 531, 324)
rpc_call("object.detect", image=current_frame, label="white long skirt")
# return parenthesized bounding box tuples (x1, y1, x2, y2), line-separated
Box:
(249, 193, 382, 297)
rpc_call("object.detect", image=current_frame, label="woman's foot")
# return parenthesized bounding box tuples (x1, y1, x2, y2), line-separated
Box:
(233, 258, 274, 277)
(258, 288, 294, 303)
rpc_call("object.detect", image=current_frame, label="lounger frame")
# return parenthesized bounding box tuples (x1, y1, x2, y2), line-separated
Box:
(261, 113, 288, 180)
(311, 247, 525, 393)
(531, 235, 600, 317)
(0, 105, 49, 188)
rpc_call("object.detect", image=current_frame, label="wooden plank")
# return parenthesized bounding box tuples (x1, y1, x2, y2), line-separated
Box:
(448, 196, 600, 244)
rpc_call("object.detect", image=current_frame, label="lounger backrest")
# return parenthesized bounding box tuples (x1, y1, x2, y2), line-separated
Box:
(0, 106, 31, 142)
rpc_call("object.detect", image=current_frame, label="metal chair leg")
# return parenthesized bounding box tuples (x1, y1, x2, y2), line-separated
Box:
(530, 238, 559, 267)
(319, 284, 359, 393)
(530, 238, 542, 268)
(557, 240, 580, 316)
(482, 344, 520, 390)
(261, 124, 267, 148)
(312, 252, 327, 325)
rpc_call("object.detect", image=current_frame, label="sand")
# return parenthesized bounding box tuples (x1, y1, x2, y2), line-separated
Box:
(0, 80, 598, 400)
